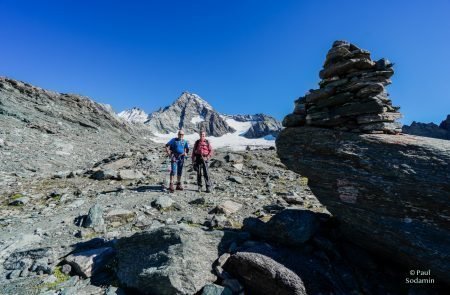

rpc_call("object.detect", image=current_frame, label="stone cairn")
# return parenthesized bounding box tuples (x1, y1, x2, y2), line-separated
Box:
(283, 40, 402, 134)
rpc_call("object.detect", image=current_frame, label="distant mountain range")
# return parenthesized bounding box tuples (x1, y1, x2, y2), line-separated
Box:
(117, 92, 282, 139)
(402, 115, 450, 140)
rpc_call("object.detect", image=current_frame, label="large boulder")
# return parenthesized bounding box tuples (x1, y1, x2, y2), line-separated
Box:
(243, 209, 322, 246)
(223, 252, 306, 295)
(276, 126, 450, 284)
(115, 225, 224, 295)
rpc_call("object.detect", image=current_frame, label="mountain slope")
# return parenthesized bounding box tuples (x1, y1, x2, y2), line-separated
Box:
(228, 114, 282, 139)
(0, 77, 151, 183)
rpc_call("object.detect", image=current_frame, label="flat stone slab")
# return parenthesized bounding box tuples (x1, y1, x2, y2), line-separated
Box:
(216, 200, 243, 215)
(65, 247, 114, 278)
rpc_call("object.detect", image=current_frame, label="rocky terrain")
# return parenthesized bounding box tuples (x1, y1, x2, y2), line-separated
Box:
(0, 77, 155, 181)
(402, 115, 450, 140)
(277, 41, 449, 292)
(3, 138, 440, 294)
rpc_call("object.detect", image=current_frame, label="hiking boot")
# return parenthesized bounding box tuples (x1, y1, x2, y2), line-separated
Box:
(205, 186, 211, 193)
(197, 186, 202, 193)
(169, 183, 175, 193)
(176, 182, 183, 191)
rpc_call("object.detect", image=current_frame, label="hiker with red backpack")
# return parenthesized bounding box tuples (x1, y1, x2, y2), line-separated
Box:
(192, 130, 213, 193)
(165, 130, 189, 193)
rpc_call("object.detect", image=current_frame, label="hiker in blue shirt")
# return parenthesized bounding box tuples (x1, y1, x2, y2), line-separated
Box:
(165, 130, 189, 192)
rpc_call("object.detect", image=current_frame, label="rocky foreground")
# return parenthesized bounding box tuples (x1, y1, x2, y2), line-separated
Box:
(3, 143, 446, 294)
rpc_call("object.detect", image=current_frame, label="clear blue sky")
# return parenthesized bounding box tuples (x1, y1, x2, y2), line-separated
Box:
(1, 0, 449, 124)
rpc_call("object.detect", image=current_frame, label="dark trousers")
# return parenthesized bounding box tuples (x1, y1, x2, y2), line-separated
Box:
(194, 156, 210, 187)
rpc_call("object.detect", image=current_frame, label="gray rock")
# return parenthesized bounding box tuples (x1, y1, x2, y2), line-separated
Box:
(356, 112, 402, 124)
(102, 158, 134, 170)
(52, 170, 71, 179)
(243, 209, 321, 246)
(152, 195, 175, 210)
(104, 209, 135, 226)
(202, 284, 232, 295)
(224, 153, 244, 164)
(222, 279, 243, 293)
(118, 169, 144, 180)
(8, 197, 30, 206)
(83, 203, 104, 230)
(227, 175, 243, 184)
(282, 193, 304, 205)
(4, 247, 54, 277)
(216, 200, 243, 216)
(223, 252, 306, 295)
(319, 58, 375, 79)
(217, 253, 230, 267)
(65, 247, 114, 278)
(232, 163, 243, 171)
(105, 286, 126, 295)
(282, 113, 306, 128)
(206, 215, 232, 228)
(91, 169, 118, 180)
(115, 224, 223, 295)
(61, 264, 72, 275)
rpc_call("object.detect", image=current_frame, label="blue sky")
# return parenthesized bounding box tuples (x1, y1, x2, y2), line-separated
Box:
(1, 0, 449, 124)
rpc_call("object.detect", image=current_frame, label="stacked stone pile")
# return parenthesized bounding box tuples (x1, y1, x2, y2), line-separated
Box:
(283, 40, 402, 134)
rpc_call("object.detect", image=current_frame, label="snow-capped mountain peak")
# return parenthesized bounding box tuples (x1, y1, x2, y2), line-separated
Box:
(118, 107, 149, 124)
(145, 92, 234, 137)
(175, 91, 214, 111)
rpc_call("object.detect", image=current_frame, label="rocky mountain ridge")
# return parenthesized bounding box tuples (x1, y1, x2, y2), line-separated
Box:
(119, 93, 283, 139)
(143, 92, 234, 137)
(226, 114, 282, 138)
(402, 115, 450, 140)
(117, 107, 148, 124)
